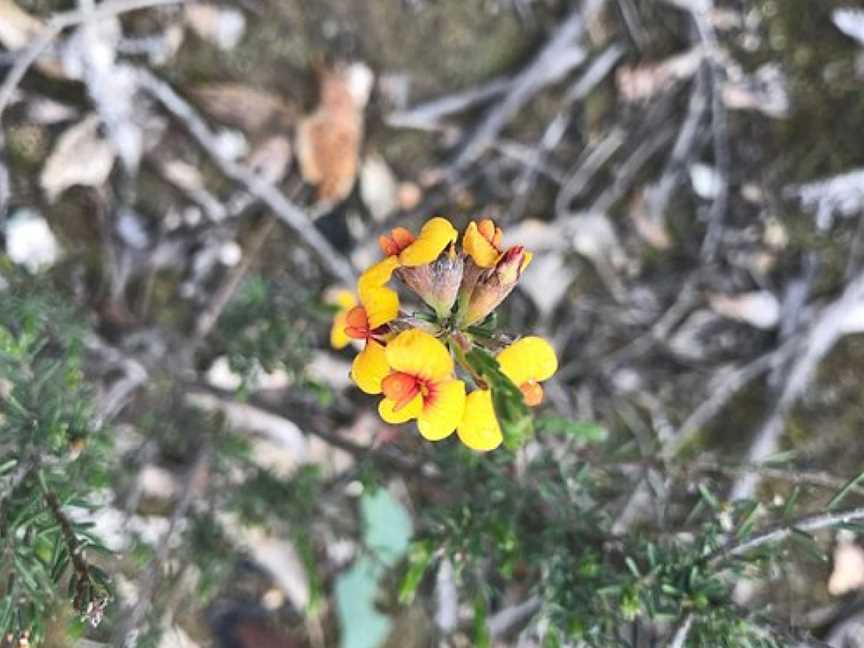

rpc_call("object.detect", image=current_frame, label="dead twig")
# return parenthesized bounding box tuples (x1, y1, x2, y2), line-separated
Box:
(689, 459, 864, 498)
(511, 43, 625, 219)
(661, 341, 793, 460)
(644, 69, 709, 228)
(0, 130, 9, 218)
(194, 216, 276, 340)
(136, 68, 357, 285)
(114, 448, 209, 643)
(708, 505, 864, 563)
(386, 76, 512, 131)
(451, 1, 602, 169)
(730, 268, 864, 500)
(487, 595, 541, 639)
(0, 0, 187, 122)
(554, 127, 625, 215)
(591, 123, 677, 214)
(664, 0, 730, 261)
(667, 613, 694, 648)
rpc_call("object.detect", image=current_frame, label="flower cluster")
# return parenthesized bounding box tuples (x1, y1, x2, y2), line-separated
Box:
(329, 217, 557, 451)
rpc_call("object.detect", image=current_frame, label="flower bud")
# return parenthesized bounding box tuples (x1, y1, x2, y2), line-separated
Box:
(397, 243, 464, 318)
(461, 245, 532, 326)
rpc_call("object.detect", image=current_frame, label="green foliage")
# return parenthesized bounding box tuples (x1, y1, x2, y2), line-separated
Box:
(0, 272, 112, 644)
(398, 540, 436, 604)
(215, 276, 317, 389)
(535, 415, 607, 444)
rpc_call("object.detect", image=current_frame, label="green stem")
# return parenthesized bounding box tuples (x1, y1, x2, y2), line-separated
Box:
(449, 335, 487, 389)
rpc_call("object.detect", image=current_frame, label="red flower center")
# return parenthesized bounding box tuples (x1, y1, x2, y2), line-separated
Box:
(381, 372, 431, 411)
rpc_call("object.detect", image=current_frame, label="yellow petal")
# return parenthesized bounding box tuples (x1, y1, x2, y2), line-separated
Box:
(462, 220, 500, 268)
(457, 390, 502, 451)
(351, 340, 390, 394)
(497, 336, 558, 386)
(332, 289, 357, 311)
(358, 256, 400, 329)
(330, 310, 352, 350)
(385, 329, 453, 381)
(398, 217, 458, 267)
(417, 379, 465, 441)
(361, 285, 399, 330)
(379, 393, 423, 424)
(520, 251, 533, 273)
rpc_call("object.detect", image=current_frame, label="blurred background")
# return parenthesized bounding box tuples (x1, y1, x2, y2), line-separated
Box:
(4, 0, 864, 646)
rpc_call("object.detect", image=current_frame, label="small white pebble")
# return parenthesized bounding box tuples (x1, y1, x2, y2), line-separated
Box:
(344, 480, 364, 497)
(6, 209, 61, 272)
(183, 206, 203, 227)
(214, 129, 249, 161)
(218, 241, 242, 266)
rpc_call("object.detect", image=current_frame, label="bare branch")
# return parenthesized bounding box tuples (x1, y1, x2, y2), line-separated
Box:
(135, 68, 357, 285)
(667, 613, 694, 648)
(0, 0, 188, 122)
(709, 505, 864, 563)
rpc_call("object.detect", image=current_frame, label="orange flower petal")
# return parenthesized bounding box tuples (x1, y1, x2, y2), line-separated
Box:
(344, 305, 370, 339)
(457, 389, 503, 451)
(391, 227, 416, 250)
(520, 381, 544, 407)
(358, 256, 400, 329)
(463, 220, 500, 268)
(381, 372, 421, 411)
(379, 227, 416, 257)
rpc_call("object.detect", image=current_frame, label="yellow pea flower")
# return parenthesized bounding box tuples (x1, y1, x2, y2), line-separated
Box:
(354, 328, 466, 441)
(356, 255, 400, 330)
(497, 336, 558, 407)
(463, 218, 504, 268)
(327, 289, 358, 350)
(340, 257, 401, 395)
(378, 217, 458, 267)
(457, 389, 502, 451)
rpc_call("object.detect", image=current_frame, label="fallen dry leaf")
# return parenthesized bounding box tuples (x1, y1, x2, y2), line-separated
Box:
(708, 291, 780, 330)
(616, 47, 705, 102)
(0, 0, 43, 50)
(40, 114, 116, 202)
(184, 3, 246, 51)
(246, 135, 293, 184)
(520, 252, 576, 318)
(628, 190, 673, 251)
(397, 181, 422, 210)
(360, 153, 399, 221)
(0, 0, 63, 77)
(722, 64, 789, 118)
(296, 62, 374, 204)
(829, 539, 864, 596)
(61, 17, 143, 173)
(191, 83, 297, 135)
